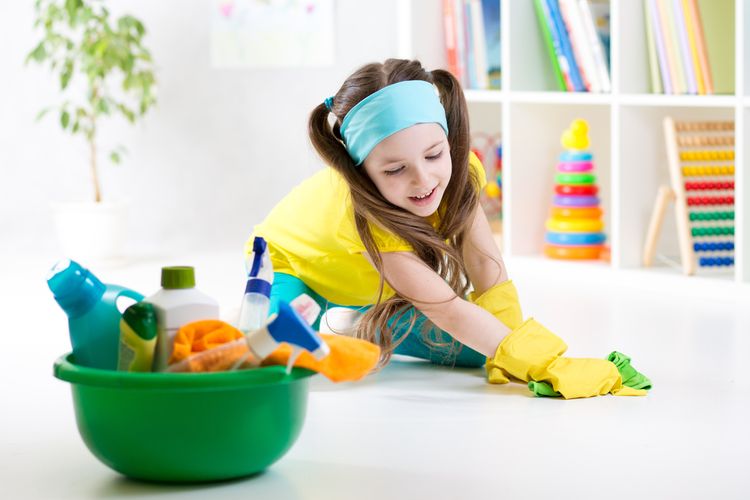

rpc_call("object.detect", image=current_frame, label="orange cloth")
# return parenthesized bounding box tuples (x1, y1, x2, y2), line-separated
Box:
(168, 320, 249, 373)
(169, 320, 245, 363)
(167, 339, 252, 373)
(262, 333, 380, 382)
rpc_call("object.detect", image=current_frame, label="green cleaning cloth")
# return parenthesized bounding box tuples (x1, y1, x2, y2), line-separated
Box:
(528, 380, 561, 397)
(607, 351, 653, 390)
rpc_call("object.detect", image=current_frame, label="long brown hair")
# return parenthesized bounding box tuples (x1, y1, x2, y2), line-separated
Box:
(308, 59, 479, 367)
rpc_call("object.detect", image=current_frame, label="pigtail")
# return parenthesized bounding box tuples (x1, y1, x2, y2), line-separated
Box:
(308, 102, 354, 172)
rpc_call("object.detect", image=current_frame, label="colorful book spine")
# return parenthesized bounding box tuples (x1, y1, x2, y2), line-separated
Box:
(533, 0, 566, 91)
(559, 0, 599, 92)
(577, 0, 611, 93)
(481, 0, 502, 89)
(687, 0, 713, 94)
(470, 0, 490, 89)
(647, 0, 673, 93)
(672, 0, 697, 93)
(644, 0, 664, 93)
(453, 0, 468, 87)
(463, 0, 477, 89)
(681, 0, 706, 94)
(443, 0, 460, 83)
(547, 0, 585, 91)
(656, 0, 683, 94)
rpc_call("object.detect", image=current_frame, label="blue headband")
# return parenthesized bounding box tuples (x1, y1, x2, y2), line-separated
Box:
(336, 80, 449, 166)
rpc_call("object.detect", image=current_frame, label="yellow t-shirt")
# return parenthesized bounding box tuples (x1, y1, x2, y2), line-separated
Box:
(248, 152, 487, 306)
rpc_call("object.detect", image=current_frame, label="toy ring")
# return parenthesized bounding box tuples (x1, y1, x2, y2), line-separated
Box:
(555, 173, 596, 185)
(557, 161, 593, 172)
(559, 151, 593, 162)
(555, 184, 598, 195)
(545, 231, 606, 245)
(550, 206, 603, 219)
(546, 218, 604, 232)
(553, 195, 600, 207)
(544, 244, 604, 260)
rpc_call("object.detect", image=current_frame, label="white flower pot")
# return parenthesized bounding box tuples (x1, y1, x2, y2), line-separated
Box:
(51, 199, 129, 265)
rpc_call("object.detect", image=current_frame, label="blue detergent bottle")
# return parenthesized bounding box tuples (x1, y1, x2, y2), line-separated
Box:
(47, 259, 144, 370)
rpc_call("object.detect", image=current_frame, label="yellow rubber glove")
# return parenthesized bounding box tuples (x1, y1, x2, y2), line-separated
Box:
(535, 356, 647, 398)
(471, 282, 647, 398)
(468, 280, 525, 384)
(468, 280, 524, 330)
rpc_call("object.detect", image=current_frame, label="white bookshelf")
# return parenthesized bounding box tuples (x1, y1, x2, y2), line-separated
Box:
(402, 0, 750, 289)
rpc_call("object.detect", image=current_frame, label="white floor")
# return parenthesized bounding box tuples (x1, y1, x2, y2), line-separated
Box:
(3, 251, 750, 499)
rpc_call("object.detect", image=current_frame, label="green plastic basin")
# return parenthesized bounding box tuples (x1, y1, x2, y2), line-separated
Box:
(54, 353, 315, 482)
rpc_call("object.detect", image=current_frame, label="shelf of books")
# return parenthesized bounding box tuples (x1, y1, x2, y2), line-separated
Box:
(403, 0, 749, 289)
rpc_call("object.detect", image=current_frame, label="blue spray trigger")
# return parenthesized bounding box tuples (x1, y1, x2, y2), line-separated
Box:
(267, 301, 329, 360)
(249, 236, 267, 277)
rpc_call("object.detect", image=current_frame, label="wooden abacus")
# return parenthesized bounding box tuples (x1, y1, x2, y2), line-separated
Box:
(643, 118, 735, 275)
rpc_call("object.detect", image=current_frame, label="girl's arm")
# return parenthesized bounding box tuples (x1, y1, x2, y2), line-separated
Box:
(365, 250, 511, 357)
(461, 204, 508, 296)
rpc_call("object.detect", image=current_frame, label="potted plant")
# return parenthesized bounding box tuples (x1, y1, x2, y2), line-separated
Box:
(27, 0, 156, 263)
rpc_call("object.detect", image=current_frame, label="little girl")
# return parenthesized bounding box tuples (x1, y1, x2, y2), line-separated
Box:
(247, 59, 651, 399)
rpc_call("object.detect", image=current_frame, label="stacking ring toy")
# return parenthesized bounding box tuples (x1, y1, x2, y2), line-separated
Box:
(544, 244, 603, 259)
(551, 206, 603, 219)
(555, 173, 596, 185)
(555, 184, 598, 195)
(546, 218, 604, 232)
(553, 195, 600, 207)
(559, 151, 593, 162)
(557, 161, 593, 172)
(545, 232, 606, 245)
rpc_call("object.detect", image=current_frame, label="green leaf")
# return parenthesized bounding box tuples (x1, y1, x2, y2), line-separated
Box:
(96, 99, 110, 115)
(64, 0, 83, 25)
(110, 151, 121, 164)
(117, 103, 135, 123)
(26, 42, 47, 64)
(60, 110, 70, 129)
(35, 107, 51, 122)
(60, 59, 73, 89)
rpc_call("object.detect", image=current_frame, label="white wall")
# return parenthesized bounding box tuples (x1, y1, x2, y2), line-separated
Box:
(0, 0, 406, 257)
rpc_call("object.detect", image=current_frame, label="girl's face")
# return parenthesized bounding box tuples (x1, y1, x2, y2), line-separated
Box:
(362, 123, 452, 217)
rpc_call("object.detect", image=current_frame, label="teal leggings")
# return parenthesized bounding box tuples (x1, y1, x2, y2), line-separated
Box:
(269, 272, 486, 368)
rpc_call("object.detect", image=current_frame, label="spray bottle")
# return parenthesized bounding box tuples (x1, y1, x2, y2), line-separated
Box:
(238, 236, 274, 333)
(244, 301, 329, 373)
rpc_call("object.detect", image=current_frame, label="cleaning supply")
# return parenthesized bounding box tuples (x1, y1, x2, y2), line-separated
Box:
(470, 281, 649, 399)
(262, 333, 380, 382)
(47, 259, 144, 370)
(607, 351, 653, 390)
(289, 293, 321, 326)
(230, 294, 324, 371)
(146, 266, 219, 371)
(238, 236, 274, 333)
(166, 319, 249, 373)
(167, 339, 250, 373)
(169, 319, 245, 364)
(234, 301, 329, 373)
(118, 302, 158, 372)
